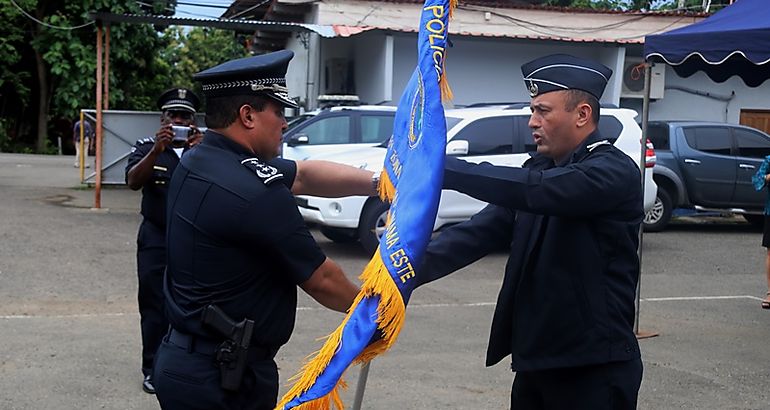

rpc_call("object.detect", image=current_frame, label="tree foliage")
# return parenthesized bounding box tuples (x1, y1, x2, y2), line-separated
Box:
(0, 0, 246, 153)
(159, 26, 251, 112)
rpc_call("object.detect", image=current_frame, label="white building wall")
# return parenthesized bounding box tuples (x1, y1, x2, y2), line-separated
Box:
(389, 34, 625, 107)
(353, 33, 393, 105)
(289, 28, 770, 126)
(284, 34, 309, 110)
(641, 67, 770, 124)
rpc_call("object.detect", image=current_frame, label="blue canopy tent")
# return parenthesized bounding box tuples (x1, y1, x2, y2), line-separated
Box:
(631, 0, 770, 336)
(644, 0, 770, 87)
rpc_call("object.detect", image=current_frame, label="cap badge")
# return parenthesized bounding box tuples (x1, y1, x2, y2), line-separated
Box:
(178, 89, 186, 99)
(528, 81, 539, 97)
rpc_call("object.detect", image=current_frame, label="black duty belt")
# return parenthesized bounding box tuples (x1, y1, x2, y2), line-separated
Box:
(167, 329, 278, 361)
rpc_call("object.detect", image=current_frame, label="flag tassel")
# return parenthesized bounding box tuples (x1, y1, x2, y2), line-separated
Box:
(275, 248, 406, 410)
(378, 169, 396, 203)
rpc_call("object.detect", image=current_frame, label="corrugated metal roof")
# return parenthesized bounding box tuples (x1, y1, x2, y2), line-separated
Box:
(314, 0, 706, 44)
(368, 0, 710, 17)
(90, 12, 336, 37)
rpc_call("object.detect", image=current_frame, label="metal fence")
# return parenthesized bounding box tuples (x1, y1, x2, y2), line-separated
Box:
(81, 109, 205, 185)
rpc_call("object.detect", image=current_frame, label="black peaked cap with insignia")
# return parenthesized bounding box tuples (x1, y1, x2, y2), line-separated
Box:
(521, 54, 613, 100)
(194, 50, 298, 109)
(157, 87, 200, 113)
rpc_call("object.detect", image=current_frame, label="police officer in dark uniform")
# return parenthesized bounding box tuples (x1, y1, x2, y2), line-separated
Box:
(152, 50, 378, 410)
(416, 54, 644, 409)
(125, 88, 203, 394)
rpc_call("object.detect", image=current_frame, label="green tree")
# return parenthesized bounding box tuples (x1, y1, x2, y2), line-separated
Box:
(1, 0, 170, 153)
(159, 26, 250, 107)
(1, 0, 247, 153)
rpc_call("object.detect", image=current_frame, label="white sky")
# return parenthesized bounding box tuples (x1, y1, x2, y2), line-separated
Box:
(173, 1, 232, 19)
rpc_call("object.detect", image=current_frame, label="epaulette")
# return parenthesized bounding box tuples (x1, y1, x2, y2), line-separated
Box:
(241, 157, 283, 185)
(136, 137, 155, 145)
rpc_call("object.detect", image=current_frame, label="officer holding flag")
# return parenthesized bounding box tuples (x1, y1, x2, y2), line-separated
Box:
(417, 54, 644, 409)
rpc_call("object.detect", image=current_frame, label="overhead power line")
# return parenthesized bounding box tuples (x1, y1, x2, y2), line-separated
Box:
(9, 0, 95, 30)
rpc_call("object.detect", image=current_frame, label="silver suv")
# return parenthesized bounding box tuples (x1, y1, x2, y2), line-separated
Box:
(298, 105, 657, 253)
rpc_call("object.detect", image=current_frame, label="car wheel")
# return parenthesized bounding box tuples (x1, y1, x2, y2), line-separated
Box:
(742, 214, 765, 229)
(643, 189, 672, 232)
(319, 227, 358, 243)
(358, 198, 390, 255)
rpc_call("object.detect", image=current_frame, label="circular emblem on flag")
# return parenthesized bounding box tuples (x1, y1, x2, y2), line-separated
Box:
(408, 72, 425, 149)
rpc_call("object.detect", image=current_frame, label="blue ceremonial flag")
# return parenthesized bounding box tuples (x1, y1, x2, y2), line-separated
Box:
(276, 0, 453, 408)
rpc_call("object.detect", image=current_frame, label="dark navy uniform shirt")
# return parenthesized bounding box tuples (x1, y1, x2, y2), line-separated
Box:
(125, 138, 182, 246)
(417, 129, 643, 372)
(163, 131, 326, 348)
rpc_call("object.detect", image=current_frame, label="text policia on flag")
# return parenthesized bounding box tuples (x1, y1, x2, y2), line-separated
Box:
(274, 0, 455, 409)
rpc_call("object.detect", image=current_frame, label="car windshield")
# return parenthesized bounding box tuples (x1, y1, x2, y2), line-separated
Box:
(285, 114, 314, 132)
(375, 116, 464, 147)
(446, 116, 462, 132)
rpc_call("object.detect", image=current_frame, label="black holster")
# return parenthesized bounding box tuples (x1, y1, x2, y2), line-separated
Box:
(201, 305, 255, 391)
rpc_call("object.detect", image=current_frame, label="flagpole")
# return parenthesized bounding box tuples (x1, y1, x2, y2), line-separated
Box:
(352, 362, 371, 410)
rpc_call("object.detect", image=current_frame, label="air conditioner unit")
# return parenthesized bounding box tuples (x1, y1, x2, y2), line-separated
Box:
(621, 57, 665, 99)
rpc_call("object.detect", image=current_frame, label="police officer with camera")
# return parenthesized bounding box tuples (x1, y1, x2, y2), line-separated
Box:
(125, 88, 203, 394)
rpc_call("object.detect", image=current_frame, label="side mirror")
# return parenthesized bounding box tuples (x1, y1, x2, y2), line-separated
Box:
(286, 133, 309, 147)
(446, 139, 469, 156)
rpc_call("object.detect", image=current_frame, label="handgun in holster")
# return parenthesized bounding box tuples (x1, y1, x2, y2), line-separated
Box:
(201, 304, 255, 391)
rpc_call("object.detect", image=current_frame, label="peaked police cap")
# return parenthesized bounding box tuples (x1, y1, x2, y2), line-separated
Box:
(521, 54, 613, 100)
(157, 88, 200, 113)
(194, 50, 298, 109)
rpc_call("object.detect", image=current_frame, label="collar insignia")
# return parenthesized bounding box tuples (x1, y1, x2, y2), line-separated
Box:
(586, 140, 611, 152)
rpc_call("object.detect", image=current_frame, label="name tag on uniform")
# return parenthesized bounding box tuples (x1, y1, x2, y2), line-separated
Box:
(153, 165, 168, 172)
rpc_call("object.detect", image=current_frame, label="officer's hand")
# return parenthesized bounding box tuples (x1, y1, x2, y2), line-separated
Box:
(187, 125, 204, 148)
(153, 124, 173, 154)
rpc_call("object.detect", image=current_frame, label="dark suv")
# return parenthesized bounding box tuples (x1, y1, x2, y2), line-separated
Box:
(644, 121, 770, 231)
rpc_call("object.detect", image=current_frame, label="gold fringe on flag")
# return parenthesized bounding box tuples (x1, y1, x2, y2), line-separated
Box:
(448, 0, 457, 18)
(275, 234, 408, 410)
(439, 63, 453, 102)
(439, 0, 456, 101)
(378, 168, 396, 203)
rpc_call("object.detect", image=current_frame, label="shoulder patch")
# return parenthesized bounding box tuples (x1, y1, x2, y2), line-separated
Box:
(241, 157, 283, 185)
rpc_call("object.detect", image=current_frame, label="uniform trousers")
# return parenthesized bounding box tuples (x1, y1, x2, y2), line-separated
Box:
(511, 357, 643, 410)
(136, 222, 169, 376)
(153, 330, 279, 410)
